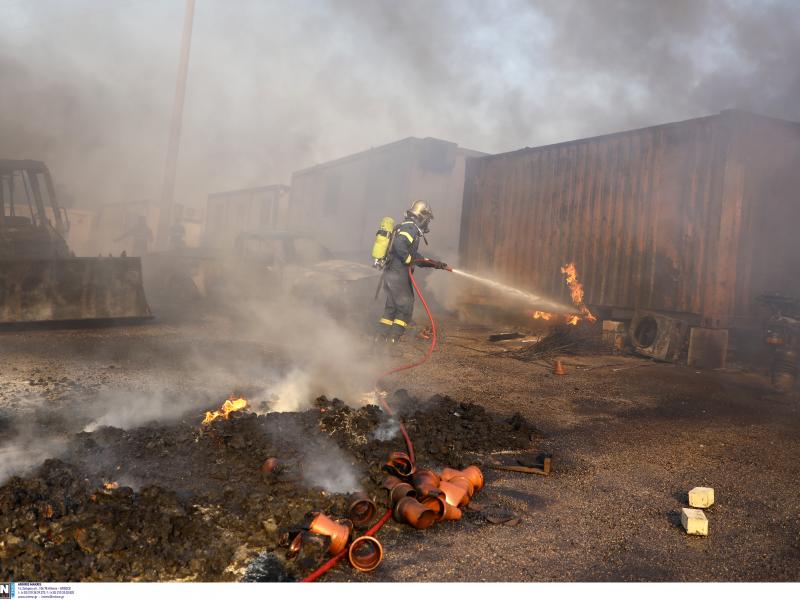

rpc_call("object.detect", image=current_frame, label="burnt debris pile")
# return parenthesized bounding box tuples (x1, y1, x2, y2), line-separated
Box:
(0, 459, 229, 581)
(319, 392, 535, 469)
(505, 322, 605, 362)
(0, 392, 537, 582)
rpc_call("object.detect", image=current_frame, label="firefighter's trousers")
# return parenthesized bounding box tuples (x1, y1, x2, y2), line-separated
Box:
(377, 265, 414, 340)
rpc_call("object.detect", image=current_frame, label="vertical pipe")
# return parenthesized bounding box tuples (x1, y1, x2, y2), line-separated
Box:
(0, 177, 5, 225)
(8, 176, 15, 216)
(155, 0, 196, 250)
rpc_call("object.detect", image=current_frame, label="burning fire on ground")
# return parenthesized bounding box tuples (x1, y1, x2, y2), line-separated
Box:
(361, 389, 389, 405)
(533, 262, 596, 325)
(202, 395, 249, 425)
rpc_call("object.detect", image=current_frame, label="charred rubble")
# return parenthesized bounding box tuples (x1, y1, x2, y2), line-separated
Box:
(0, 392, 536, 581)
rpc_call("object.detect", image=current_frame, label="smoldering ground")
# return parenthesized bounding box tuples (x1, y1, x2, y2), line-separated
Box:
(0, 267, 390, 487)
(1, 0, 798, 217)
(0, 411, 69, 484)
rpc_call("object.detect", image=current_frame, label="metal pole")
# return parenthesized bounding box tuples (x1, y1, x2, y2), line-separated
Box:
(155, 0, 196, 250)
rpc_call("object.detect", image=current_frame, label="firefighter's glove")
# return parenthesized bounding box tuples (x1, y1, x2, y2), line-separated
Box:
(419, 259, 449, 270)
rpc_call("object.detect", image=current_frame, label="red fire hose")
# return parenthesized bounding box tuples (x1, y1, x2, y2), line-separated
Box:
(301, 507, 393, 582)
(302, 265, 438, 582)
(374, 264, 440, 463)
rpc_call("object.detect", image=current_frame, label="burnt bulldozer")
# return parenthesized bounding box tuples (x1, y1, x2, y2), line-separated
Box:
(0, 159, 151, 326)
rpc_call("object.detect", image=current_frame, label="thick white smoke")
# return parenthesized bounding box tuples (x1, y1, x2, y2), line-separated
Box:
(1, 1, 798, 215)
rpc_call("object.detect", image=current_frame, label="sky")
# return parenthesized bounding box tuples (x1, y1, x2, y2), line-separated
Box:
(0, 0, 798, 209)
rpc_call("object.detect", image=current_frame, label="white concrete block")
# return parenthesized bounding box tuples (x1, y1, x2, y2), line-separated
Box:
(688, 486, 715, 508)
(681, 507, 708, 536)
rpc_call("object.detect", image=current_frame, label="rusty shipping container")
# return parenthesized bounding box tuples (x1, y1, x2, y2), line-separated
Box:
(460, 110, 800, 332)
(289, 137, 484, 262)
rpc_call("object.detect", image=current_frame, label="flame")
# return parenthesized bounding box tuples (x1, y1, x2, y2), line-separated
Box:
(202, 395, 249, 425)
(531, 263, 596, 325)
(560, 263, 582, 305)
(361, 388, 388, 406)
(560, 262, 596, 324)
(103, 481, 118, 490)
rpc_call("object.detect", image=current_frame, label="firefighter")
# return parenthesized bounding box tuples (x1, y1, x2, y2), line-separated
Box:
(376, 200, 448, 348)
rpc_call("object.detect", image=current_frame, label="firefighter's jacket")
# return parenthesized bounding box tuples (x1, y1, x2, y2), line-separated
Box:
(386, 220, 424, 271)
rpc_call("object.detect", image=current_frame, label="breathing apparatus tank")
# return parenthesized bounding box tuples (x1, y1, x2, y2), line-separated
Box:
(371, 216, 395, 269)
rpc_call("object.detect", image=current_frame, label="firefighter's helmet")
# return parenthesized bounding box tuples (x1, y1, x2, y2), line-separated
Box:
(407, 200, 434, 232)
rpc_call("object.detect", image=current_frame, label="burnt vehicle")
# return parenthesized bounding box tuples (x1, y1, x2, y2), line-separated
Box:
(0, 159, 151, 327)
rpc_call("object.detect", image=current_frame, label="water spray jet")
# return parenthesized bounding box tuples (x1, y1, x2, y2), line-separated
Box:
(449, 268, 574, 314)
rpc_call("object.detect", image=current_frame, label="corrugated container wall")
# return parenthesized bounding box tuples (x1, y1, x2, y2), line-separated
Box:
(289, 138, 484, 262)
(460, 111, 800, 330)
(205, 185, 290, 250)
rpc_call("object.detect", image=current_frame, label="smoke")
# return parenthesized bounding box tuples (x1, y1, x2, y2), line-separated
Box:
(262, 411, 362, 493)
(0, 256, 386, 484)
(194, 279, 381, 492)
(85, 296, 381, 424)
(0, 401, 70, 484)
(1, 0, 798, 212)
(0, 437, 69, 485)
(523, 0, 800, 138)
(261, 369, 313, 414)
(214, 260, 384, 413)
(301, 437, 361, 494)
(2, 0, 798, 484)
(0, 383, 209, 484)
(373, 418, 400, 442)
(81, 387, 203, 432)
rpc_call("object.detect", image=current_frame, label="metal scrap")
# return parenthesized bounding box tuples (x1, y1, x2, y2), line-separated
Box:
(488, 332, 525, 342)
(486, 453, 552, 477)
